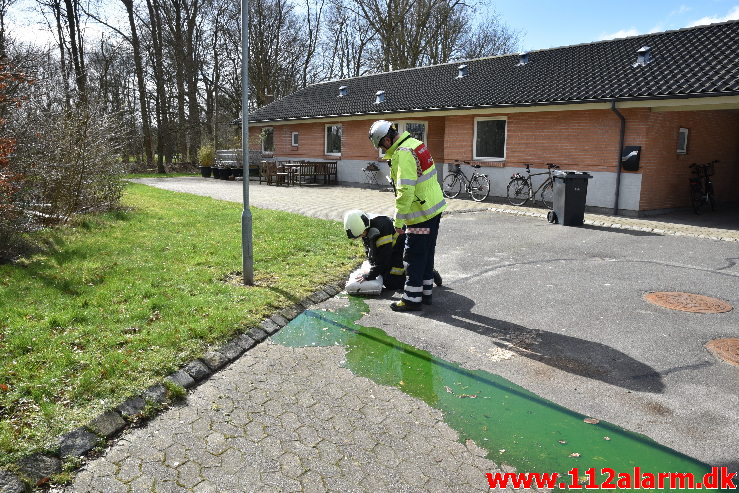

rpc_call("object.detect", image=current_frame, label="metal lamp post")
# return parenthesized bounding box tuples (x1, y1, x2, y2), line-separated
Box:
(241, 0, 254, 285)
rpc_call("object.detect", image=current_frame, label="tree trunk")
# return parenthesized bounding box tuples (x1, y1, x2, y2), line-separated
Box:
(121, 0, 154, 166)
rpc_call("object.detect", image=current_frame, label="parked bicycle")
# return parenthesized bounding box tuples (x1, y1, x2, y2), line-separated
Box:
(689, 160, 718, 214)
(506, 163, 560, 209)
(442, 160, 490, 202)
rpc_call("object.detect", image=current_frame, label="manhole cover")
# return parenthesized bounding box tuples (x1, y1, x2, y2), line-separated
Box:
(643, 292, 733, 314)
(706, 338, 739, 366)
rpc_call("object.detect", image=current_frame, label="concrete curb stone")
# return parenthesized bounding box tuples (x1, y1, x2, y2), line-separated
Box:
(259, 318, 280, 335)
(17, 454, 61, 485)
(200, 350, 228, 371)
(58, 428, 99, 458)
(183, 359, 212, 381)
(267, 314, 288, 329)
(116, 396, 146, 420)
(86, 411, 126, 438)
(165, 370, 196, 389)
(0, 469, 26, 493)
(141, 384, 169, 405)
(217, 340, 245, 362)
(235, 333, 258, 350)
(279, 304, 302, 321)
(248, 326, 270, 342)
(308, 289, 330, 304)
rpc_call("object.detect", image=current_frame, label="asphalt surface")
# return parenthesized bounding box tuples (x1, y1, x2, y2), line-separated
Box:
(59, 177, 738, 491)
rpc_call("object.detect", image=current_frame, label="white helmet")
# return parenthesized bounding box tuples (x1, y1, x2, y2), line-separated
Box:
(368, 120, 396, 148)
(343, 209, 369, 239)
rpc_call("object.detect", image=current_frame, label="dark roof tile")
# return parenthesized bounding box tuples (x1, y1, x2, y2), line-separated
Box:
(250, 21, 739, 122)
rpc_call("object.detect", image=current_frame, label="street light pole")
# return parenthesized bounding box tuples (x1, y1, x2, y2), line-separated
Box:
(241, 0, 254, 285)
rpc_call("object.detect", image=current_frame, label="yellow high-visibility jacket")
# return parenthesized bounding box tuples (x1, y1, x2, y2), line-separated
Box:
(383, 131, 447, 228)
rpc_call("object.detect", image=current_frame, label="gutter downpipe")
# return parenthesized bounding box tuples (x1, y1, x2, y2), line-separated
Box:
(610, 100, 625, 216)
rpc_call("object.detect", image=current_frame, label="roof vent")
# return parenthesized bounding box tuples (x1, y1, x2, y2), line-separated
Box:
(633, 46, 652, 67)
(457, 64, 469, 78)
(338, 85, 348, 97)
(375, 90, 385, 104)
(517, 53, 529, 66)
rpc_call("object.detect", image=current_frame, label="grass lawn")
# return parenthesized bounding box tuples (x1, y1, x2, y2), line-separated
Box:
(0, 183, 363, 466)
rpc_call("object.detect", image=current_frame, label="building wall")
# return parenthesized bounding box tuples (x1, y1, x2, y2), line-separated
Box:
(251, 106, 739, 213)
(638, 109, 739, 210)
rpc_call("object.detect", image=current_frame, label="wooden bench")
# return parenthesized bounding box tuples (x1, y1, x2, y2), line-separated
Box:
(288, 161, 338, 185)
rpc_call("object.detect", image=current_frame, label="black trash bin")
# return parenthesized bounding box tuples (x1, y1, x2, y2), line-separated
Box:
(548, 171, 592, 226)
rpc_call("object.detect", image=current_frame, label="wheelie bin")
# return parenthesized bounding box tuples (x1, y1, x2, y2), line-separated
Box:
(547, 171, 592, 226)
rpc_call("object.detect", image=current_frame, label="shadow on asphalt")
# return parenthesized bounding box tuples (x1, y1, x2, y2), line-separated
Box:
(579, 225, 662, 236)
(414, 288, 665, 394)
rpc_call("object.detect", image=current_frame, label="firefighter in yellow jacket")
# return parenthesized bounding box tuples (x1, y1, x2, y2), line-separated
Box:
(369, 120, 447, 312)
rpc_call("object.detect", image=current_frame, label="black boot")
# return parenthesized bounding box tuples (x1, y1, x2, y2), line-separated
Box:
(433, 270, 442, 286)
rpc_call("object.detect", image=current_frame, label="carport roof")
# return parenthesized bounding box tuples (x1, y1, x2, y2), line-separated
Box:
(249, 20, 739, 123)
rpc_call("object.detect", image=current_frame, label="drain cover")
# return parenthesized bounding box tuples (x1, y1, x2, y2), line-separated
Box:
(706, 338, 739, 366)
(644, 292, 733, 314)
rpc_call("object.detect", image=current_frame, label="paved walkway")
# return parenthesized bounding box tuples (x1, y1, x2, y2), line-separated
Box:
(129, 177, 739, 241)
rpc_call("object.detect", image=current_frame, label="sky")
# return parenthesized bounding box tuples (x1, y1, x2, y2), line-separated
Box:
(6, 0, 739, 52)
(490, 0, 739, 51)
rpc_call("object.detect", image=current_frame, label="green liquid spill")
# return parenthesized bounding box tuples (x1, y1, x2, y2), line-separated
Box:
(272, 296, 724, 491)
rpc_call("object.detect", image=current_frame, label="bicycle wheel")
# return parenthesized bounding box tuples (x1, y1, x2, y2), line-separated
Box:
(540, 181, 554, 210)
(443, 173, 462, 199)
(690, 186, 704, 214)
(469, 175, 490, 202)
(507, 178, 530, 206)
(707, 184, 716, 211)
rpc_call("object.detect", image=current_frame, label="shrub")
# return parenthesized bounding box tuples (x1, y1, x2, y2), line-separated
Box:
(1, 55, 126, 261)
(197, 143, 215, 167)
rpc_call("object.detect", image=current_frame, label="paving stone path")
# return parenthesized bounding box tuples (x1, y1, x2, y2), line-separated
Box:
(59, 338, 508, 493)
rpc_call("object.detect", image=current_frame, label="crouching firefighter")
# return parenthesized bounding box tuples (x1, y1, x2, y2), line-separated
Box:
(343, 210, 405, 295)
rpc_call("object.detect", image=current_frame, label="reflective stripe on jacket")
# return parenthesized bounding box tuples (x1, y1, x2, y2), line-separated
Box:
(384, 131, 447, 228)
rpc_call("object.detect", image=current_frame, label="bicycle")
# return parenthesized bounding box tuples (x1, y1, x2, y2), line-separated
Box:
(506, 163, 560, 209)
(442, 160, 490, 202)
(688, 160, 717, 214)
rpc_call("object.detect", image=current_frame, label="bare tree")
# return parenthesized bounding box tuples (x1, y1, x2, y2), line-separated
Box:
(120, 0, 154, 166)
(458, 10, 521, 60)
(321, 0, 374, 79)
(0, 0, 17, 57)
(62, 0, 87, 102)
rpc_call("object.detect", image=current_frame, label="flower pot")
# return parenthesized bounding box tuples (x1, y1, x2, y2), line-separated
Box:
(219, 168, 231, 180)
(212, 167, 221, 179)
(199, 166, 212, 178)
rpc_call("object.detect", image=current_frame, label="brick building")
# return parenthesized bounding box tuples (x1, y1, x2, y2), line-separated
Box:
(248, 21, 739, 215)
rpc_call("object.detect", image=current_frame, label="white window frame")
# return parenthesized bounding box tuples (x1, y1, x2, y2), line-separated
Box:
(378, 120, 428, 157)
(261, 127, 274, 154)
(473, 117, 507, 161)
(324, 124, 342, 156)
(291, 131, 299, 147)
(677, 127, 689, 154)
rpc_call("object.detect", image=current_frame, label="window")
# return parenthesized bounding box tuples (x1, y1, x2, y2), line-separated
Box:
(474, 117, 507, 160)
(325, 124, 342, 155)
(403, 122, 426, 142)
(261, 127, 274, 153)
(677, 127, 689, 154)
(291, 132, 299, 147)
(377, 121, 427, 157)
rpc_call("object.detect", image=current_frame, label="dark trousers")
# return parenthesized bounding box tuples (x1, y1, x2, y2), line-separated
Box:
(402, 213, 441, 304)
